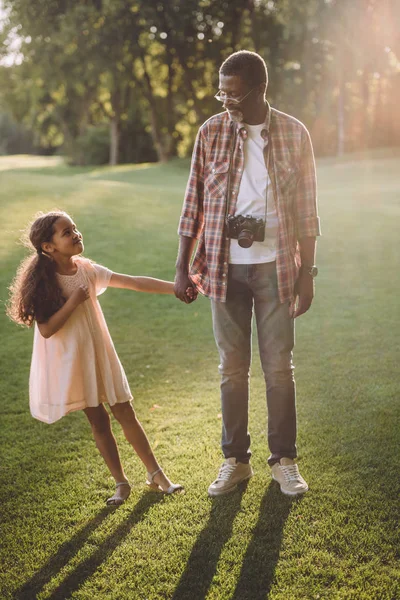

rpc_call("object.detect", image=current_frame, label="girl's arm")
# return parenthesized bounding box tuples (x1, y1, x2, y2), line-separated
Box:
(108, 273, 174, 295)
(37, 285, 89, 338)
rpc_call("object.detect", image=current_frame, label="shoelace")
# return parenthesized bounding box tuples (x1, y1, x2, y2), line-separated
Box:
(217, 463, 236, 481)
(280, 464, 301, 482)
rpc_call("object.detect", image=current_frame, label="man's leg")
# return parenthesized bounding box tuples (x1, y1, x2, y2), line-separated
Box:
(252, 263, 296, 464)
(252, 262, 308, 495)
(208, 265, 254, 496)
(211, 265, 253, 462)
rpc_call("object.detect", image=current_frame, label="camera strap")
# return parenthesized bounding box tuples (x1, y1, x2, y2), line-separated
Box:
(224, 122, 237, 222)
(225, 122, 272, 226)
(263, 133, 271, 224)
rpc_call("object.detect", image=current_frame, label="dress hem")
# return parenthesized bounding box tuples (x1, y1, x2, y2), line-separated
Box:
(31, 395, 134, 424)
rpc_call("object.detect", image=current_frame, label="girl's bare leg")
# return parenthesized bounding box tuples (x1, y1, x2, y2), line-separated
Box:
(110, 401, 177, 491)
(84, 405, 131, 504)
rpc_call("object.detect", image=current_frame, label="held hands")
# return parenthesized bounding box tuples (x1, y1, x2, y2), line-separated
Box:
(291, 271, 314, 318)
(185, 286, 198, 302)
(70, 284, 90, 307)
(174, 272, 198, 304)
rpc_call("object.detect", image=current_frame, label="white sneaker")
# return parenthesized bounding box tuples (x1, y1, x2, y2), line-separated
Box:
(208, 458, 254, 497)
(271, 458, 308, 496)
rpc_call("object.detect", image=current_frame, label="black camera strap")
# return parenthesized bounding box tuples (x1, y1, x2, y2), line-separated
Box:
(225, 122, 272, 227)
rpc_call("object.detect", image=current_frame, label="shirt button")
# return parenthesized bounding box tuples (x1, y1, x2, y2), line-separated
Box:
(222, 273, 226, 278)
(222, 282, 226, 286)
(223, 262, 227, 266)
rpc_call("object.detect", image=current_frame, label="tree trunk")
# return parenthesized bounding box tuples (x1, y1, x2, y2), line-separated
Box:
(165, 42, 175, 157)
(248, 0, 260, 53)
(109, 116, 119, 166)
(336, 51, 345, 156)
(337, 82, 345, 156)
(149, 107, 169, 163)
(174, 45, 204, 125)
(139, 53, 169, 162)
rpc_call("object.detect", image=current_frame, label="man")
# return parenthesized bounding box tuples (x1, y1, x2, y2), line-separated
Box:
(174, 50, 320, 497)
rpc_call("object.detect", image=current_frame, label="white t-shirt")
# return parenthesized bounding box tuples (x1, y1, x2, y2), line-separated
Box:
(229, 123, 278, 264)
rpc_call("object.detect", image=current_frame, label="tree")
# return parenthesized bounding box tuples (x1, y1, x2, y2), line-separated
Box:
(1, 0, 400, 162)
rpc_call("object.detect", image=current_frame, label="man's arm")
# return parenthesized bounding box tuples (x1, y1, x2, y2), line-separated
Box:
(175, 127, 206, 303)
(293, 126, 321, 318)
(174, 236, 198, 303)
(294, 237, 316, 318)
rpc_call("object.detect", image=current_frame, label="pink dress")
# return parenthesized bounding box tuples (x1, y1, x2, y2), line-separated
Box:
(29, 257, 133, 423)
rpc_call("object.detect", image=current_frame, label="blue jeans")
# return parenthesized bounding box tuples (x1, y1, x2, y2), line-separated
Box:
(211, 262, 296, 466)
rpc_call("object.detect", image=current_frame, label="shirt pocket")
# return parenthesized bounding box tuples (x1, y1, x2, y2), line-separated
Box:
(204, 160, 230, 200)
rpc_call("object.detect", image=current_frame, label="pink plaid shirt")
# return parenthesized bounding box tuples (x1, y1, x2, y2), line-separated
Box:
(178, 103, 321, 303)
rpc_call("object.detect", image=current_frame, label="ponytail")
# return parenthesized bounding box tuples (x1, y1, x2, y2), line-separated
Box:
(7, 251, 65, 326)
(7, 211, 67, 326)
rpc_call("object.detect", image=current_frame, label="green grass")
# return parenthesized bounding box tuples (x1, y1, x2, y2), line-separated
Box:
(0, 150, 399, 600)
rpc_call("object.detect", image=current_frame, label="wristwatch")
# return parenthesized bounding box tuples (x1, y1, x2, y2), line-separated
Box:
(301, 265, 318, 278)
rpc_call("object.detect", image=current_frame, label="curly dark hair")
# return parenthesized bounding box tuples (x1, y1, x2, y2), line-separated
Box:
(7, 211, 69, 326)
(220, 50, 268, 90)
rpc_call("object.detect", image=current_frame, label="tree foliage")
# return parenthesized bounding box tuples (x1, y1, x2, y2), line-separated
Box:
(1, 0, 399, 163)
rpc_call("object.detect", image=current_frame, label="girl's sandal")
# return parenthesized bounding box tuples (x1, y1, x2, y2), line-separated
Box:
(106, 481, 131, 506)
(146, 468, 184, 495)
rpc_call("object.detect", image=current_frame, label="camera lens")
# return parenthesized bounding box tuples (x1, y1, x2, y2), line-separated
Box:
(238, 229, 254, 248)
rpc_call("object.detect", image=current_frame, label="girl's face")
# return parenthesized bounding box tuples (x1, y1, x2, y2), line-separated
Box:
(42, 216, 84, 258)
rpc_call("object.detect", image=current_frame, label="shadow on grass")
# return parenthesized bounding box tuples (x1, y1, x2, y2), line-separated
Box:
(14, 493, 163, 600)
(169, 480, 241, 600)
(172, 481, 294, 600)
(231, 482, 297, 600)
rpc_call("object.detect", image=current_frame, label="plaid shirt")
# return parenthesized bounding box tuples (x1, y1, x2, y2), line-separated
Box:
(178, 102, 321, 303)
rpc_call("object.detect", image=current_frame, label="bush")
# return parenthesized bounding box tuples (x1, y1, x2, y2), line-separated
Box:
(0, 112, 35, 155)
(67, 125, 110, 166)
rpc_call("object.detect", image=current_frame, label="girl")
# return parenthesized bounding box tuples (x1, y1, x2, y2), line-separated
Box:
(7, 210, 189, 505)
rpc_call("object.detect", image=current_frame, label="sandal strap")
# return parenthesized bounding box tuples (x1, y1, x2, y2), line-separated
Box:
(115, 481, 130, 487)
(146, 468, 162, 485)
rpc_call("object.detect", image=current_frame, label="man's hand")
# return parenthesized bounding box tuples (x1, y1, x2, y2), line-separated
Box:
(293, 271, 314, 318)
(174, 271, 197, 304)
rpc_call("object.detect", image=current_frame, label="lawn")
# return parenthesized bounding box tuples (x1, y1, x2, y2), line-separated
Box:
(0, 149, 399, 600)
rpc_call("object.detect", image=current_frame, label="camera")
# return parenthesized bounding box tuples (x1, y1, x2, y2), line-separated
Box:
(226, 214, 265, 248)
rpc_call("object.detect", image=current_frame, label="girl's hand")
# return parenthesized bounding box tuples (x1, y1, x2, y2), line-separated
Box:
(185, 286, 198, 301)
(70, 284, 90, 307)
(37, 284, 90, 338)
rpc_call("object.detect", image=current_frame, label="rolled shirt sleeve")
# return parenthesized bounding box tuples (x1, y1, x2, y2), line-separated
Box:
(296, 127, 321, 239)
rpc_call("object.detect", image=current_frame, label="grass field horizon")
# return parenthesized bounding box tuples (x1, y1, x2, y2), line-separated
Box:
(1, 149, 399, 599)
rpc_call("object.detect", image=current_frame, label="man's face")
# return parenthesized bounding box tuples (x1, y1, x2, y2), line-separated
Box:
(218, 74, 259, 123)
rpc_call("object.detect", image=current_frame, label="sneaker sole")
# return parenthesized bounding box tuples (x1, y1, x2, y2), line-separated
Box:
(208, 471, 254, 498)
(272, 474, 309, 496)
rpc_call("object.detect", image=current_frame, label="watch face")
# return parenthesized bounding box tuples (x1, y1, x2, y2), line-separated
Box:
(309, 266, 318, 277)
